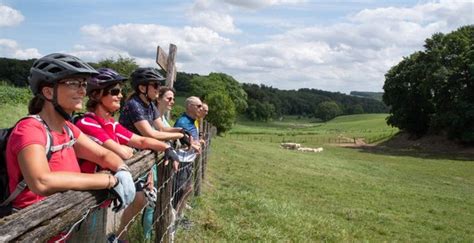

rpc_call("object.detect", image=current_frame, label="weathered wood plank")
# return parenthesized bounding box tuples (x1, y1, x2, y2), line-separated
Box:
(0, 150, 161, 242)
(165, 44, 177, 88)
(156, 46, 168, 72)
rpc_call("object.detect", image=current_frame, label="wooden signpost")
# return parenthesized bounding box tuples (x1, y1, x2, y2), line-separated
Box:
(155, 44, 177, 243)
(156, 44, 177, 88)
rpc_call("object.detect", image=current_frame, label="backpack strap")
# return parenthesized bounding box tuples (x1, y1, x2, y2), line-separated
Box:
(50, 125, 76, 153)
(1, 115, 76, 207)
(0, 181, 26, 207)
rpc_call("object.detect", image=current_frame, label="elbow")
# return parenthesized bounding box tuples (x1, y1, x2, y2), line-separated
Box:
(28, 176, 55, 196)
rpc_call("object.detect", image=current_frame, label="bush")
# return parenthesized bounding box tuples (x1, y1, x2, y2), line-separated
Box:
(205, 92, 236, 134)
(0, 84, 32, 105)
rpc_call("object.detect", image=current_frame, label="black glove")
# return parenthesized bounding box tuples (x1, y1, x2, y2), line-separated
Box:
(164, 147, 180, 163)
(179, 133, 191, 147)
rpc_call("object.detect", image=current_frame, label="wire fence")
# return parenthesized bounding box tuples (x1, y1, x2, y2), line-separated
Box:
(0, 121, 214, 243)
(226, 131, 395, 145)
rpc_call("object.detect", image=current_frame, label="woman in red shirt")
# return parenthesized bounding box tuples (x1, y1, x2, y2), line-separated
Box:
(5, 54, 135, 220)
(75, 68, 181, 241)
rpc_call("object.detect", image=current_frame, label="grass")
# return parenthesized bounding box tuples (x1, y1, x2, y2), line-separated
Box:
(178, 117, 474, 242)
(229, 114, 398, 146)
(0, 103, 28, 128)
(1, 86, 472, 241)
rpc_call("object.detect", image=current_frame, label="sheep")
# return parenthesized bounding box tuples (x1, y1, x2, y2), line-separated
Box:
(280, 143, 301, 150)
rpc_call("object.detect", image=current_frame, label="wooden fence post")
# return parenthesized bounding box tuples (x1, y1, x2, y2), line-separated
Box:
(155, 153, 172, 243)
(194, 153, 202, 197)
(201, 121, 209, 180)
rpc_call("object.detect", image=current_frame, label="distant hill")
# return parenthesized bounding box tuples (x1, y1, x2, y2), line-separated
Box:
(0, 56, 388, 118)
(350, 91, 384, 102)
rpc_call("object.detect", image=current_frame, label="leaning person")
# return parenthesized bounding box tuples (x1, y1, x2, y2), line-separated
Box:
(118, 67, 189, 240)
(173, 96, 203, 220)
(75, 67, 181, 240)
(4, 53, 135, 241)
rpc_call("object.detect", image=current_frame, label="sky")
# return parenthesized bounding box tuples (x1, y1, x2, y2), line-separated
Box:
(0, 0, 472, 94)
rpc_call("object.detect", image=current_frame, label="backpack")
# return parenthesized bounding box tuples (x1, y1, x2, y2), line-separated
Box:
(0, 115, 76, 218)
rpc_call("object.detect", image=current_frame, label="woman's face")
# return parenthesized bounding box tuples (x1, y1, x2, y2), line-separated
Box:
(56, 77, 87, 113)
(159, 90, 175, 112)
(146, 82, 160, 101)
(100, 84, 123, 112)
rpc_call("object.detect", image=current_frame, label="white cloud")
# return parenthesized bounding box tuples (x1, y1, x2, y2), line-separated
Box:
(222, 0, 306, 9)
(0, 5, 24, 27)
(78, 23, 232, 73)
(71, 0, 472, 93)
(0, 39, 41, 59)
(189, 0, 240, 34)
(212, 0, 473, 93)
(189, 11, 240, 34)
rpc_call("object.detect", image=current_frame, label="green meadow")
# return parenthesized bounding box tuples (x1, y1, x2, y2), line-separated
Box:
(178, 115, 474, 242)
(1, 86, 472, 241)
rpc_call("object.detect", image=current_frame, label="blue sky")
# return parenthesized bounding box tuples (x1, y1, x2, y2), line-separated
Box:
(1, 0, 472, 93)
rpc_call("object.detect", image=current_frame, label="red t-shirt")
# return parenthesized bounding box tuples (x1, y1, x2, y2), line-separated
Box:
(75, 112, 133, 173)
(6, 118, 82, 209)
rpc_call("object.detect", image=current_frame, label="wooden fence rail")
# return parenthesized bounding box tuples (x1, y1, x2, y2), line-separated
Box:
(0, 122, 214, 242)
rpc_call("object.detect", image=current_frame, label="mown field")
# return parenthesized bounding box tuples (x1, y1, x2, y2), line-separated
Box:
(1, 85, 473, 241)
(229, 114, 399, 145)
(178, 115, 474, 241)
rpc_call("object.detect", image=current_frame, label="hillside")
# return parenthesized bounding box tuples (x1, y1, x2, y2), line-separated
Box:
(179, 115, 474, 242)
(0, 57, 388, 121)
(350, 91, 384, 101)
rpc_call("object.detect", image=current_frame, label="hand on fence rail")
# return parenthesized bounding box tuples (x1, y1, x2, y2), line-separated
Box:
(0, 126, 211, 242)
(164, 147, 180, 171)
(108, 166, 135, 212)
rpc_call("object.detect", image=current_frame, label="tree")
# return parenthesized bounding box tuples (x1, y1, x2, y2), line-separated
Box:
(383, 25, 474, 142)
(189, 73, 247, 113)
(94, 56, 139, 78)
(314, 101, 342, 122)
(383, 52, 434, 136)
(205, 92, 236, 134)
(0, 58, 35, 86)
(94, 56, 139, 99)
(245, 99, 275, 121)
(174, 72, 198, 95)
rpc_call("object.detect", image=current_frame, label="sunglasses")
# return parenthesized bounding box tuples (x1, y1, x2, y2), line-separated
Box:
(108, 88, 122, 96)
(148, 82, 160, 89)
(59, 79, 88, 89)
(165, 97, 175, 102)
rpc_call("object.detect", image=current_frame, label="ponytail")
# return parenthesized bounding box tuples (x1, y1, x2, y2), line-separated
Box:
(28, 96, 45, 114)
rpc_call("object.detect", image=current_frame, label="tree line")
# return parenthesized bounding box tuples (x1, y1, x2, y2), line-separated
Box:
(383, 25, 473, 143)
(1, 55, 388, 133)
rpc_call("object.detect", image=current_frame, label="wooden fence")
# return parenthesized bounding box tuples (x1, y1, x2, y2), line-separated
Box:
(0, 121, 214, 242)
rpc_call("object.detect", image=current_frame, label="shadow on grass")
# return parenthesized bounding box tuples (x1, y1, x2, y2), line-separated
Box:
(346, 133, 474, 162)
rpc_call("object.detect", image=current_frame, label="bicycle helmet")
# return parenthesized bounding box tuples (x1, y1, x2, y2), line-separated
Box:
(29, 53, 98, 95)
(87, 68, 127, 95)
(130, 67, 165, 91)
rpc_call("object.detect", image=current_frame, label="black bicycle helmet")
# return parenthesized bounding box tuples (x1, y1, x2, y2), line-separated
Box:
(130, 67, 165, 91)
(87, 68, 127, 95)
(29, 53, 98, 95)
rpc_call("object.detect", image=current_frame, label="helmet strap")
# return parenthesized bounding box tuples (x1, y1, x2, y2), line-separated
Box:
(52, 85, 72, 121)
(144, 85, 150, 100)
(138, 84, 153, 104)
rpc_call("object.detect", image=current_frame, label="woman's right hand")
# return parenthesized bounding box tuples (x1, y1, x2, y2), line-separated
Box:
(121, 145, 134, 159)
(111, 170, 135, 212)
